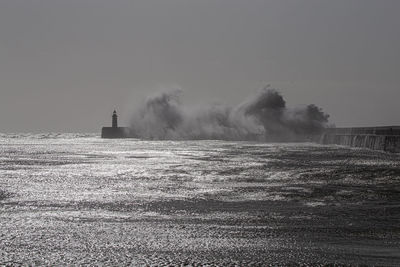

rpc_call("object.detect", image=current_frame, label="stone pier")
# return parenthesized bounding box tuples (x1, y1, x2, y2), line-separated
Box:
(320, 126, 400, 153)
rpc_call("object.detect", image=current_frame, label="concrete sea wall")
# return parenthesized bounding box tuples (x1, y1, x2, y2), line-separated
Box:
(320, 126, 400, 153)
(101, 127, 134, 138)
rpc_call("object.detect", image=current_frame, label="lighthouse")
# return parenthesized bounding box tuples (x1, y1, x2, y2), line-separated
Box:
(101, 109, 134, 138)
(112, 110, 118, 128)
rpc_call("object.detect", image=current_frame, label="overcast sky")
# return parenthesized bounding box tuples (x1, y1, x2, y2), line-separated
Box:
(0, 0, 399, 132)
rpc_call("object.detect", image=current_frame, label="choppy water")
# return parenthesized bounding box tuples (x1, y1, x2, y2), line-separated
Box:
(0, 134, 399, 266)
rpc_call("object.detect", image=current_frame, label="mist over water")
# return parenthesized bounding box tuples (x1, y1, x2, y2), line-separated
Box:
(129, 87, 330, 141)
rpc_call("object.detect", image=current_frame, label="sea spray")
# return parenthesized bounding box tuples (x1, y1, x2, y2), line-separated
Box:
(129, 87, 329, 141)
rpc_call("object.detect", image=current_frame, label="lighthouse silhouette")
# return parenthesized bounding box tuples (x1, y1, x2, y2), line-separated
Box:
(112, 110, 118, 128)
(101, 110, 133, 138)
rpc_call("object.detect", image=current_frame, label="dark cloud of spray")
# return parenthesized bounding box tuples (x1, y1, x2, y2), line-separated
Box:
(129, 86, 329, 141)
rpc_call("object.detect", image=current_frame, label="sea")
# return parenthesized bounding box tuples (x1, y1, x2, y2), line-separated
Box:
(0, 133, 399, 266)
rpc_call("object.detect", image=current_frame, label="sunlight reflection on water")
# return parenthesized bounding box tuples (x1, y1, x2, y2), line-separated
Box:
(0, 134, 399, 265)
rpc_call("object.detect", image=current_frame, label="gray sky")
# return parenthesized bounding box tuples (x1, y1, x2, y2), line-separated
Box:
(0, 0, 399, 132)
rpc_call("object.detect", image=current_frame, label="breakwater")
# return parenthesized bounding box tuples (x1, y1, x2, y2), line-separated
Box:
(320, 126, 400, 153)
(101, 127, 134, 138)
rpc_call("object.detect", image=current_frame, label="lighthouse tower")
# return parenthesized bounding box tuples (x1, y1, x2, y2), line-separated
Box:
(101, 109, 133, 138)
(112, 110, 118, 128)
